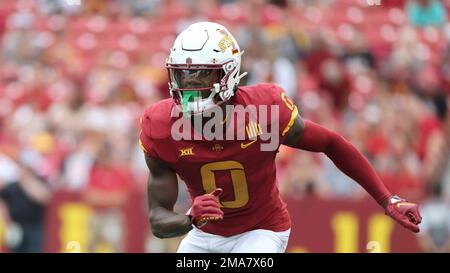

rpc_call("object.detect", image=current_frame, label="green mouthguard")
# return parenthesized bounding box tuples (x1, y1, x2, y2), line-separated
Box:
(180, 90, 201, 117)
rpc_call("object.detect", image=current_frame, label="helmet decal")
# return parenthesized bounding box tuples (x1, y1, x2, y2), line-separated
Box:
(217, 29, 239, 54)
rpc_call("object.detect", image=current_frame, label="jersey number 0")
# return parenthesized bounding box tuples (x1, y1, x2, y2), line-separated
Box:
(200, 161, 249, 209)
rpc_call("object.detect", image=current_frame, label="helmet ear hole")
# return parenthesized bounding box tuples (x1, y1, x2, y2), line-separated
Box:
(225, 62, 234, 72)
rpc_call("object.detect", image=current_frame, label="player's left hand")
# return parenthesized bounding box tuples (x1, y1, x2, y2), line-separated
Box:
(383, 195, 422, 233)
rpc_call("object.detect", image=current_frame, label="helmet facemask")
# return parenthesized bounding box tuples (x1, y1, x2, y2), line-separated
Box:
(167, 61, 237, 117)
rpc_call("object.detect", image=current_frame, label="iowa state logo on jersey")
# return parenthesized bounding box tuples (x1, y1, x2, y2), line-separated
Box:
(212, 143, 224, 152)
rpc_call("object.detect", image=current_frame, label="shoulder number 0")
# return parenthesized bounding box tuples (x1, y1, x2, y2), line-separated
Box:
(281, 92, 295, 111)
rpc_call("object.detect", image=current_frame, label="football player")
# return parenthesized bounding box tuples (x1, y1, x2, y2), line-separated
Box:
(139, 22, 422, 253)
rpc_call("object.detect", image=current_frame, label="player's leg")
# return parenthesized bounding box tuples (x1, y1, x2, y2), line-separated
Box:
(178, 227, 237, 253)
(230, 229, 290, 253)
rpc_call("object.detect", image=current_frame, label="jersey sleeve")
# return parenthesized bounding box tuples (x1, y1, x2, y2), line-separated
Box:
(139, 111, 159, 158)
(268, 84, 299, 138)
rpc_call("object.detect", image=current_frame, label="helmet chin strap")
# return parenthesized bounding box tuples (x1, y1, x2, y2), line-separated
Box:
(181, 90, 217, 118)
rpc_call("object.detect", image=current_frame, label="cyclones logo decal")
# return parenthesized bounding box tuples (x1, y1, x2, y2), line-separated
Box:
(217, 29, 239, 55)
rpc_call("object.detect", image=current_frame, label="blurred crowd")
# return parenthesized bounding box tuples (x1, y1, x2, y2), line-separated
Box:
(1, 0, 450, 252)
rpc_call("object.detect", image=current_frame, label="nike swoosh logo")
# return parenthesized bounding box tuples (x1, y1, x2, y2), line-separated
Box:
(241, 140, 257, 149)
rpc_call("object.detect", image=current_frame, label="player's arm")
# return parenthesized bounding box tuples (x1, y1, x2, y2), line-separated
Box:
(146, 155, 224, 238)
(145, 155, 192, 239)
(282, 116, 422, 233)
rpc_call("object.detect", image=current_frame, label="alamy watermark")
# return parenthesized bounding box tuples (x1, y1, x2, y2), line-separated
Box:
(170, 104, 281, 152)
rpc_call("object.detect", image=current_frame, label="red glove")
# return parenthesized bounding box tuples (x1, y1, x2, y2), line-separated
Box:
(383, 195, 422, 233)
(187, 188, 223, 228)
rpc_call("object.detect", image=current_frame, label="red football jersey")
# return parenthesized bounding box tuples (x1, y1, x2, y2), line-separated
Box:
(139, 83, 299, 237)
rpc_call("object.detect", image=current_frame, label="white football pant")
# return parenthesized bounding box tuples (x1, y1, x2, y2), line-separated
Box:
(177, 227, 290, 253)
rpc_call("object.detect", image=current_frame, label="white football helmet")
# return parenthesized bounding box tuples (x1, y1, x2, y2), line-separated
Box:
(166, 21, 247, 116)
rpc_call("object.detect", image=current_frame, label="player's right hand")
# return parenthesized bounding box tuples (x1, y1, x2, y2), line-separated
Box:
(187, 188, 223, 228)
(383, 195, 422, 233)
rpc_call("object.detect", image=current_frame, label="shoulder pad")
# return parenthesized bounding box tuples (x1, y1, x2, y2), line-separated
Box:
(236, 83, 284, 106)
(141, 99, 174, 140)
